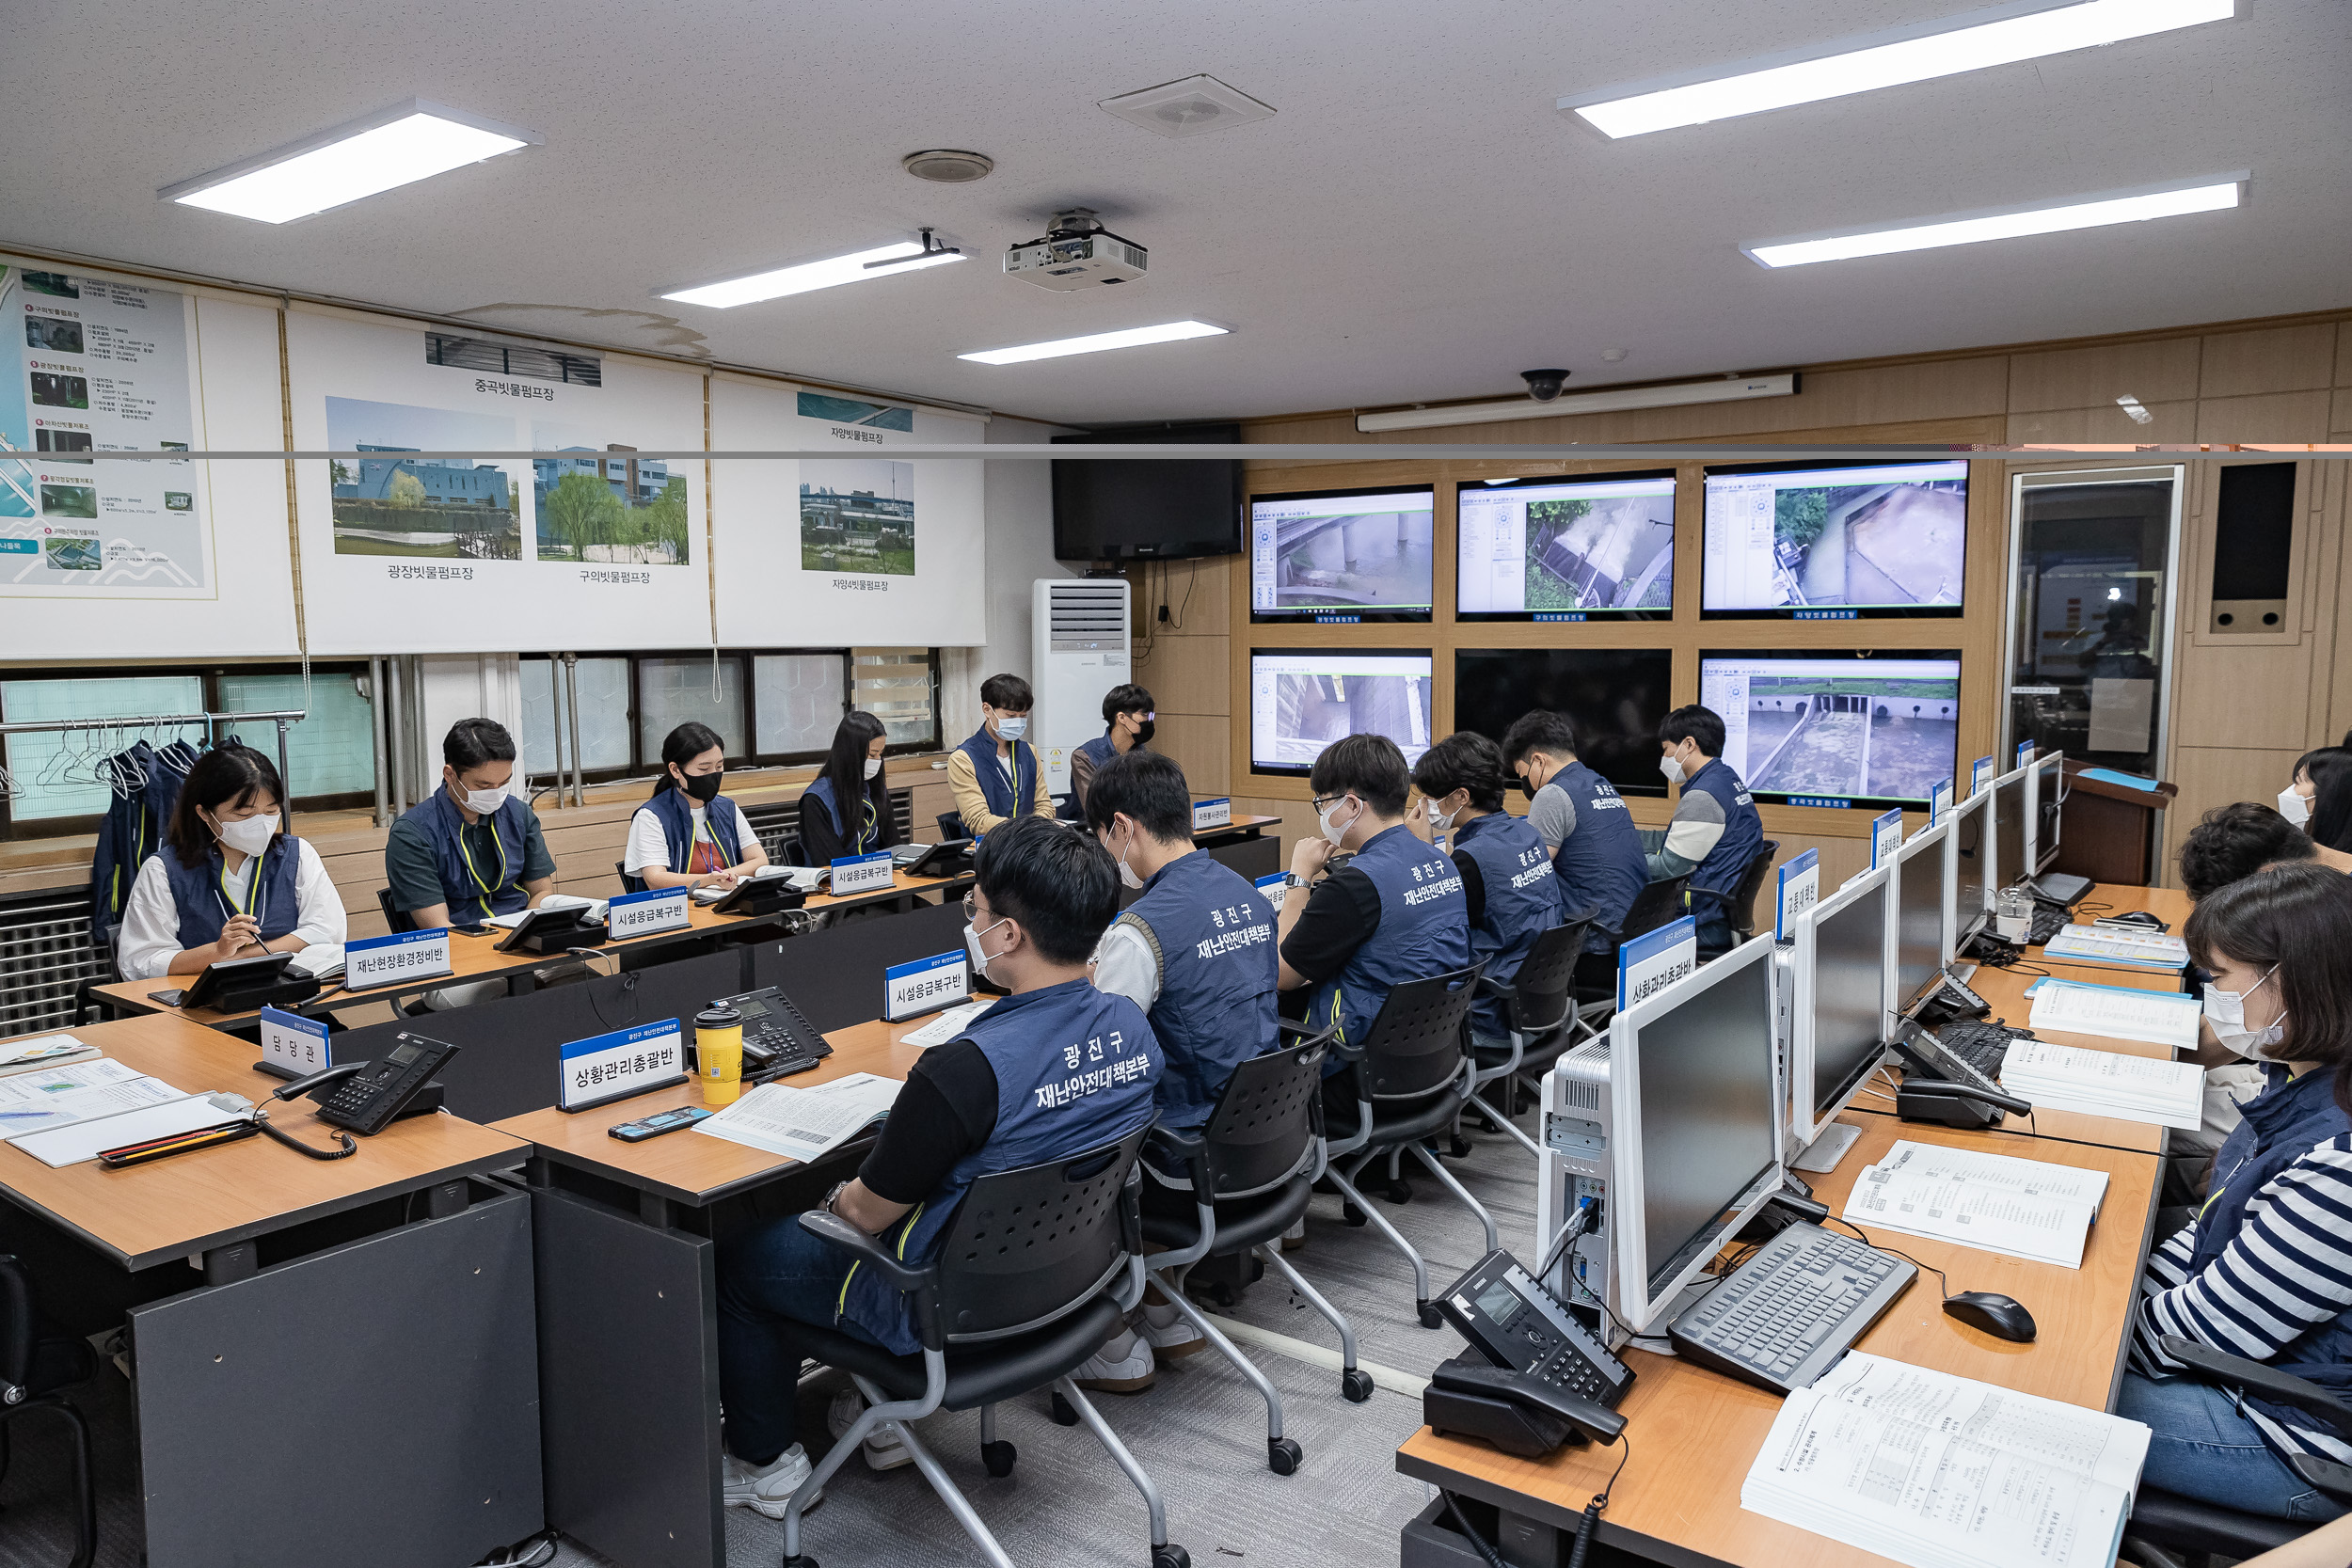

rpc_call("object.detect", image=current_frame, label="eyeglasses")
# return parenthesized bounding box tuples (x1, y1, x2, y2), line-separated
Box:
(961, 893, 986, 923)
(1310, 794, 1344, 813)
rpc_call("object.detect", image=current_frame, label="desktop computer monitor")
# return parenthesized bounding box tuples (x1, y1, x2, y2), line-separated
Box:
(1993, 767, 2028, 892)
(1788, 866, 1891, 1151)
(1248, 485, 1434, 622)
(2029, 752, 2065, 875)
(1949, 790, 1992, 943)
(1452, 646, 1673, 799)
(1700, 460, 1967, 618)
(1455, 471, 1675, 620)
(1607, 934, 1784, 1333)
(1248, 648, 1433, 776)
(1889, 817, 1953, 1019)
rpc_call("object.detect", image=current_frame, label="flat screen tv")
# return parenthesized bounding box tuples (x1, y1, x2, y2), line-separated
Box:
(1697, 650, 1962, 809)
(1455, 471, 1675, 621)
(1249, 484, 1434, 624)
(1452, 648, 1674, 798)
(1249, 648, 1433, 776)
(1051, 425, 1244, 560)
(1701, 460, 1966, 619)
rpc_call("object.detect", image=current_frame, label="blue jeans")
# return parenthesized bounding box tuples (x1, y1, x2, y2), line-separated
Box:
(716, 1214, 884, 1465)
(2117, 1372, 2348, 1521)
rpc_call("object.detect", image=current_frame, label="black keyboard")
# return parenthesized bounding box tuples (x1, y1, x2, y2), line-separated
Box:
(2026, 905, 2069, 946)
(1668, 1222, 1915, 1394)
(1933, 1018, 2035, 1078)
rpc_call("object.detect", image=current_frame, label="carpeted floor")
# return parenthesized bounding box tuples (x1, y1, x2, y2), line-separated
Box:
(0, 1115, 1547, 1568)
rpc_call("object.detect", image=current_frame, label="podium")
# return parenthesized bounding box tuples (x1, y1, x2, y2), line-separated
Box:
(2055, 761, 2178, 887)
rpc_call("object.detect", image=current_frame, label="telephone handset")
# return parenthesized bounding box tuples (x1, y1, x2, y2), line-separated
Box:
(1427, 1249, 1634, 1456)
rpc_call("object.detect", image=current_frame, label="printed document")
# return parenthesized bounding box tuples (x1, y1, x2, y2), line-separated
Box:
(899, 999, 996, 1049)
(1843, 1141, 2106, 1268)
(694, 1071, 898, 1163)
(2026, 978, 2200, 1052)
(2042, 924, 2188, 972)
(0, 1059, 183, 1136)
(1999, 1039, 2203, 1132)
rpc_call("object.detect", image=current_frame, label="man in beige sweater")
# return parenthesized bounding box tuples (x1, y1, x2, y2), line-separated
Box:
(947, 673, 1057, 835)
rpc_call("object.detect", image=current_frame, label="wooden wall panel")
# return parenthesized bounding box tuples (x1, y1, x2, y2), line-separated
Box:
(2195, 391, 2334, 443)
(2007, 338, 2201, 411)
(2200, 325, 2337, 398)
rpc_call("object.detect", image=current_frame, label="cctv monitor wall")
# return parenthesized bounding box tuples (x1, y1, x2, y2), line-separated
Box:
(1993, 767, 2028, 892)
(1248, 648, 1433, 777)
(1455, 471, 1674, 621)
(1889, 817, 1953, 1020)
(2029, 752, 2065, 874)
(1452, 647, 1673, 799)
(1949, 789, 1993, 944)
(1788, 866, 1892, 1149)
(1700, 460, 1968, 619)
(1248, 484, 1434, 623)
(1608, 934, 1783, 1334)
(1697, 651, 1962, 809)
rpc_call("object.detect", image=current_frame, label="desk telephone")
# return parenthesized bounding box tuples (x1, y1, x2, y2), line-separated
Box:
(257, 1033, 460, 1159)
(1428, 1249, 1632, 1459)
(1891, 1021, 2033, 1130)
(707, 986, 832, 1080)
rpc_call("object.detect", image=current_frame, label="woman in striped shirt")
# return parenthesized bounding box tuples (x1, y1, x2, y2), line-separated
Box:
(2124, 861, 2352, 1522)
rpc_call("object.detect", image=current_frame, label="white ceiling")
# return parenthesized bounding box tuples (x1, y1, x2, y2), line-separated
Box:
(6, 0, 2345, 427)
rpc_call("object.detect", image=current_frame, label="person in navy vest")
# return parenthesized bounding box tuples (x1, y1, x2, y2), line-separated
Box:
(1411, 732, 1565, 1052)
(2123, 863, 2352, 1521)
(1500, 710, 1648, 983)
(384, 718, 556, 931)
(799, 711, 899, 865)
(1084, 748, 1279, 1380)
(946, 673, 1055, 836)
(1275, 734, 1470, 1108)
(118, 744, 347, 981)
(1647, 705, 1766, 959)
(626, 721, 770, 891)
(1068, 683, 1154, 816)
(714, 816, 1162, 1509)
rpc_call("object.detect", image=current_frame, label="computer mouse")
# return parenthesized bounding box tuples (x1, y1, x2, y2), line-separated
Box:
(1942, 1291, 2037, 1342)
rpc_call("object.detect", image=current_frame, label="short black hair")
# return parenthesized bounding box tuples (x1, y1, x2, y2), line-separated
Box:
(2185, 862, 2352, 1114)
(1500, 710, 1581, 768)
(444, 717, 516, 773)
(1659, 705, 1725, 758)
(2178, 802, 2315, 900)
(973, 816, 1117, 965)
(1101, 683, 1154, 728)
(1085, 749, 1193, 843)
(1413, 732, 1508, 814)
(2294, 747, 2344, 784)
(166, 744, 283, 869)
(1308, 733, 1410, 817)
(2314, 759, 2352, 854)
(980, 673, 1032, 712)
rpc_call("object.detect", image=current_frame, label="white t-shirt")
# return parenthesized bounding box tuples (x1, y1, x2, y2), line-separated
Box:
(117, 839, 349, 981)
(625, 800, 759, 877)
(1091, 920, 1162, 1011)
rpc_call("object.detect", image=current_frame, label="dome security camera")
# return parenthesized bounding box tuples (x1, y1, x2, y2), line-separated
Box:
(1521, 369, 1571, 402)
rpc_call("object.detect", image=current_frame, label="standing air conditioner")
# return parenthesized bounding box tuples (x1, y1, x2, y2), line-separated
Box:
(1033, 578, 1132, 798)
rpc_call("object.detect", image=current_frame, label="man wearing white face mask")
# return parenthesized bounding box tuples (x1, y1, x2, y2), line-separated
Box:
(385, 717, 555, 932)
(947, 673, 1055, 836)
(1646, 705, 1764, 959)
(119, 743, 347, 981)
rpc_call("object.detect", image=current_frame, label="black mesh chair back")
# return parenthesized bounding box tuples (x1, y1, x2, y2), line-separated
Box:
(1724, 840, 1780, 941)
(1619, 875, 1691, 942)
(937, 810, 967, 842)
(1357, 965, 1479, 1100)
(1200, 1037, 1328, 1197)
(615, 860, 646, 895)
(1501, 918, 1593, 1037)
(373, 887, 417, 934)
(933, 1126, 1148, 1343)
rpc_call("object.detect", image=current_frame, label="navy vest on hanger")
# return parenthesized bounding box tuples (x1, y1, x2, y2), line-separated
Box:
(410, 784, 532, 924)
(956, 726, 1040, 827)
(638, 785, 743, 874)
(1309, 824, 1470, 1070)
(1450, 813, 1565, 1039)
(163, 835, 302, 951)
(1546, 761, 1648, 950)
(1117, 850, 1279, 1132)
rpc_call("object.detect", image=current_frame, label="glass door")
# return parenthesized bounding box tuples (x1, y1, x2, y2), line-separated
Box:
(2003, 467, 2183, 777)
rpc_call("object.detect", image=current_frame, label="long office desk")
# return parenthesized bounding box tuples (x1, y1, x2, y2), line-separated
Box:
(0, 1010, 539, 1568)
(493, 1015, 924, 1568)
(1398, 1112, 2161, 1568)
(90, 864, 976, 1027)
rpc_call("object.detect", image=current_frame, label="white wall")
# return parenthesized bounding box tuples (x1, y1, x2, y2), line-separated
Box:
(943, 415, 1080, 744)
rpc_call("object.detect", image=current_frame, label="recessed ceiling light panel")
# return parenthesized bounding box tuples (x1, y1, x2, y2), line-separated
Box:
(160, 99, 538, 223)
(660, 233, 965, 309)
(959, 321, 1229, 366)
(1560, 0, 2234, 138)
(1099, 75, 1276, 137)
(1741, 175, 2244, 267)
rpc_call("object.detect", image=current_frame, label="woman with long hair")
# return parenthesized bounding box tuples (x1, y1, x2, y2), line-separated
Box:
(625, 721, 770, 890)
(799, 711, 898, 864)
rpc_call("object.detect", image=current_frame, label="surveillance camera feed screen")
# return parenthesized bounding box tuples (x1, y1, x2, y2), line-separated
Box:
(1249, 649, 1433, 776)
(1699, 652, 1962, 809)
(1249, 486, 1434, 623)
(1452, 647, 1672, 798)
(1455, 472, 1674, 620)
(1702, 461, 1967, 618)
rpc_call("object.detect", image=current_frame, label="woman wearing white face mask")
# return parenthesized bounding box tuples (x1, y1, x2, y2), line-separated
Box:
(799, 711, 900, 865)
(2278, 748, 2344, 831)
(118, 743, 347, 981)
(2121, 862, 2352, 1523)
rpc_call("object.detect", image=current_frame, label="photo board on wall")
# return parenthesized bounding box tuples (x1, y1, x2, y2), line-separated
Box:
(708, 372, 987, 648)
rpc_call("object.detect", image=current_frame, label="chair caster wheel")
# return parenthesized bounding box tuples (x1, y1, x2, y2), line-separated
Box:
(1267, 1435, 1303, 1475)
(1341, 1369, 1375, 1402)
(1383, 1179, 1413, 1204)
(1343, 1202, 1368, 1227)
(1417, 1301, 1444, 1329)
(1152, 1544, 1191, 1568)
(981, 1439, 1017, 1478)
(1050, 1392, 1079, 1427)
(1449, 1134, 1474, 1158)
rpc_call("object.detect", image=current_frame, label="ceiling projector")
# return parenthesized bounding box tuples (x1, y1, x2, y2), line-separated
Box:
(1005, 208, 1148, 291)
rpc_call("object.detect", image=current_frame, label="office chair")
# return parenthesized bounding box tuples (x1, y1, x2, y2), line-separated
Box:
(1693, 840, 1780, 961)
(1142, 1022, 1371, 1476)
(1459, 917, 1596, 1161)
(1570, 873, 1692, 1019)
(373, 887, 418, 934)
(614, 860, 646, 895)
(0, 1254, 99, 1568)
(2121, 1335, 2352, 1562)
(1312, 965, 1497, 1328)
(778, 1127, 1189, 1568)
(936, 810, 967, 843)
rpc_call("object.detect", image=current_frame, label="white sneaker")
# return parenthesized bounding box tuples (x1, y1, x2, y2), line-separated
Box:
(1073, 1329, 1158, 1393)
(1139, 1306, 1205, 1361)
(722, 1445, 823, 1519)
(828, 1388, 914, 1471)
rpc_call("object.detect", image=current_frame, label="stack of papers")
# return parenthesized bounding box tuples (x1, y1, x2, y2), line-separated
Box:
(0, 1062, 246, 1167)
(2000, 1038, 2203, 1131)
(1741, 1352, 2149, 1568)
(2027, 977, 2201, 1052)
(0, 1033, 101, 1077)
(1843, 1140, 2108, 1269)
(2042, 924, 2189, 973)
(693, 1071, 898, 1164)
(898, 999, 995, 1049)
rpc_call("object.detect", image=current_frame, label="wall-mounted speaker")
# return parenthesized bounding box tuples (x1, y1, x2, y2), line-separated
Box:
(2210, 463, 2296, 633)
